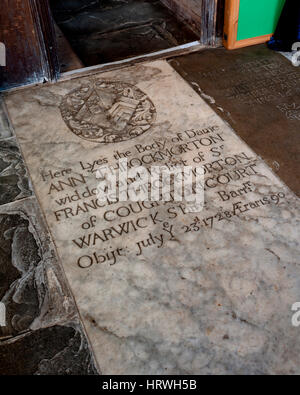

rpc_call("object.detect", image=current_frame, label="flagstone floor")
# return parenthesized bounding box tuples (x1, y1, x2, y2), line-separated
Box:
(51, 0, 199, 67)
(0, 44, 299, 375)
(169, 45, 300, 196)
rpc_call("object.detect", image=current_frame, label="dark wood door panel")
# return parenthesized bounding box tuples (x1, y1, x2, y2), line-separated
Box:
(0, 0, 58, 91)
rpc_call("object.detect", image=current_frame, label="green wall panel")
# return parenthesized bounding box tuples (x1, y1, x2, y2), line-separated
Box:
(237, 0, 286, 41)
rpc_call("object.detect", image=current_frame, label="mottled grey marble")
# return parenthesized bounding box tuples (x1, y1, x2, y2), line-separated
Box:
(0, 99, 13, 140)
(5, 60, 300, 375)
(0, 138, 32, 206)
(0, 197, 98, 375)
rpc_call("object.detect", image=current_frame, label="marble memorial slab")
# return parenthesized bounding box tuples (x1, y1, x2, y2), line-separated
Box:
(5, 61, 300, 375)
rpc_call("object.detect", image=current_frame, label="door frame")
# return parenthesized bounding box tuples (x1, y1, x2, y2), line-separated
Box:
(1, 0, 224, 90)
(30, 0, 60, 82)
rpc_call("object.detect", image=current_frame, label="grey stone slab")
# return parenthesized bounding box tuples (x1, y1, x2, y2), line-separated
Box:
(0, 197, 98, 374)
(5, 61, 300, 375)
(169, 45, 300, 195)
(0, 100, 13, 140)
(0, 138, 32, 206)
(52, 0, 198, 66)
(0, 197, 66, 338)
(54, 0, 179, 32)
(70, 22, 194, 66)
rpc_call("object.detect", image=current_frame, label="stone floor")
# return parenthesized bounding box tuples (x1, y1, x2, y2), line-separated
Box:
(54, 24, 84, 73)
(1, 44, 300, 375)
(3, 51, 300, 375)
(50, 0, 199, 67)
(169, 45, 300, 196)
(0, 99, 99, 375)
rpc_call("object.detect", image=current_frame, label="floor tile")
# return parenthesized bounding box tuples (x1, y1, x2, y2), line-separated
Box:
(5, 60, 300, 374)
(0, 197, 98, 374)
(51, 0, 198, 66)
(169, 45, 300, 195)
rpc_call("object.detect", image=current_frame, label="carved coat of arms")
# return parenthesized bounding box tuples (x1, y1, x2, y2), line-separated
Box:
(60, 80, 156, 143)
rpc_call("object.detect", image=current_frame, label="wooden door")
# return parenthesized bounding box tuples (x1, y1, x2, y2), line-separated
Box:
(0, 0, 59, 91)
(161, 0, 223, 45)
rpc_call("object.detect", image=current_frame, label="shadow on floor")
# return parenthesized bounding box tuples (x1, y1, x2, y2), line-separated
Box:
(50, 0, 199, 67)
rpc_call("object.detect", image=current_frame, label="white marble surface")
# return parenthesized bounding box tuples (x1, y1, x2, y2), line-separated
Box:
(5, 60, 300, 374)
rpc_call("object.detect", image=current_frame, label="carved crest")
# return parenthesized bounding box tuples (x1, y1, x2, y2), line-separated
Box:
(60, 80, 156, 143)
